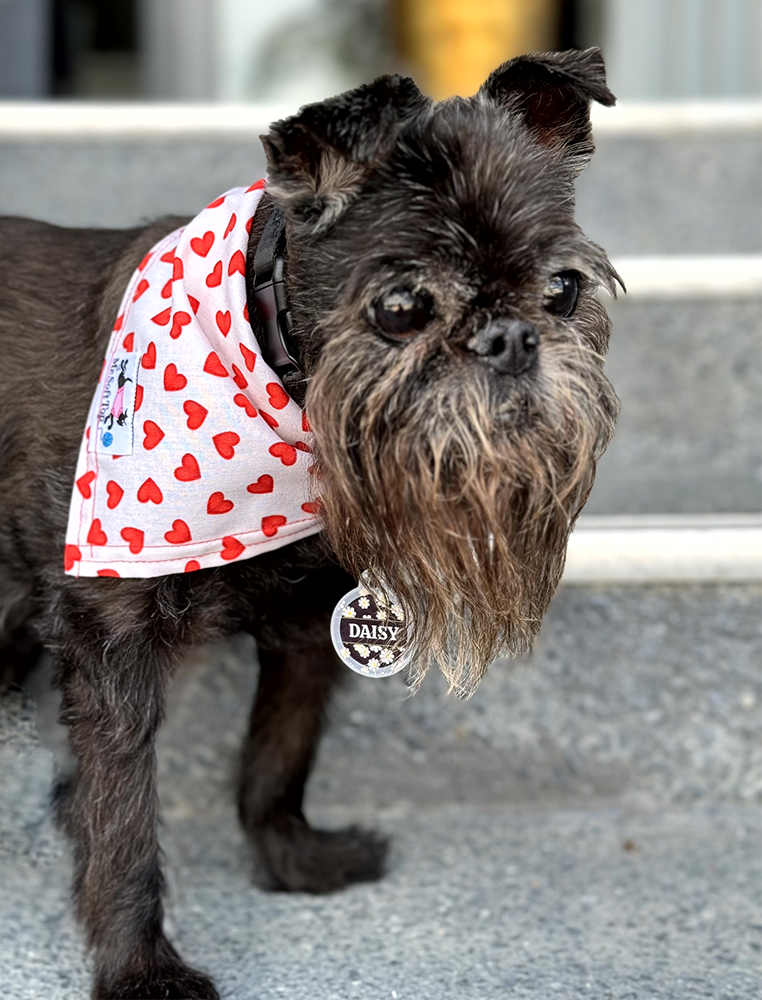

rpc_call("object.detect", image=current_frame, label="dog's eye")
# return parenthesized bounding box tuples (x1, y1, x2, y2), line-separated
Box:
(544, 271, 579, 318)
(373, 288, 434, 340)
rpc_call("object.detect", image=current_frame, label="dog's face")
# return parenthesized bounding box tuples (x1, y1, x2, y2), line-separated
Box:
(263, 49, 621, 694)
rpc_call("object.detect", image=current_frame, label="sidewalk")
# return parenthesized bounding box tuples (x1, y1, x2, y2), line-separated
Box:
(1, 583, 760, 999)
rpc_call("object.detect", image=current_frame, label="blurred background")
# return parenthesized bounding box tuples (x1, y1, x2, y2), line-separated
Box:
(0, 0, 759, 517)
(0, 0, 760, 101)
(0, 3, 760, 1000)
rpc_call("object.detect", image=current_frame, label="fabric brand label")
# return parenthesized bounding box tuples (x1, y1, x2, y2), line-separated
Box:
(91, 352, 138, 456)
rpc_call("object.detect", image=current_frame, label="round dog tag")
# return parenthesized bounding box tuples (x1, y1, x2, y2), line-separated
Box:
(330, 581, 410, 677)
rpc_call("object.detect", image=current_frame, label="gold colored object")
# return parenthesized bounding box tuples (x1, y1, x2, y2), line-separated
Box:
(398, 0, 560, 99)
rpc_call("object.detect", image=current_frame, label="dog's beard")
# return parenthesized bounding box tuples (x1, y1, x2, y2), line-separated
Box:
(307, 329, 618, 696)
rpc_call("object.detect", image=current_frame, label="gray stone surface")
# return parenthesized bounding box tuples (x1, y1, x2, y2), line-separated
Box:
(0, 688, 63, 872)
(2, 583, 760, 998)
(0, 137, 267, 229)
(576, 133, 762, 256)
(586, 295, 762, 515)
(0, 131, 759, 255)
(1, 803, 759, 1000)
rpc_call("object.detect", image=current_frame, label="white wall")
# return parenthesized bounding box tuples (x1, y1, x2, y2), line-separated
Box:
(583, 0, 762, 98)
(140, 0, 347, 103)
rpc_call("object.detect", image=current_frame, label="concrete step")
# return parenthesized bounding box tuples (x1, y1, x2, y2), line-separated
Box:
(7, 579, 760, 843)
(578, 104, 762, 256)
(587, 286, 762, 515)
(2, 576, 760, 998)
(0, 102, 759, 255)
(2, 802, 759, 1000)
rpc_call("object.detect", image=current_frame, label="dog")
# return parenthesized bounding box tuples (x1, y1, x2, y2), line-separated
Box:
(0, 48, 620, 1000)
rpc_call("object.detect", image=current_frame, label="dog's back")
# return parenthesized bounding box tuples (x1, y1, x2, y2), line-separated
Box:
(0, 217, 173, 680)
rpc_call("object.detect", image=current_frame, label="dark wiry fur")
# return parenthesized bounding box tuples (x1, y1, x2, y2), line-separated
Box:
(0, 50, 618, 999)
(300, 98, 620, 694)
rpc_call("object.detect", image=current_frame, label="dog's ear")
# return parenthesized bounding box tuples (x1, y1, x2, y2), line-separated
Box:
(262, 75, 430, 232)
(480, 48, 615, 172)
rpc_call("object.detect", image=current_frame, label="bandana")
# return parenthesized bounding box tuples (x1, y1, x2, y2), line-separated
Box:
(64, 181, 322, 579)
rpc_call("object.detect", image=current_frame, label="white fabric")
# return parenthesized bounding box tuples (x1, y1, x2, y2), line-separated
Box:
(64, 180, 322, 578)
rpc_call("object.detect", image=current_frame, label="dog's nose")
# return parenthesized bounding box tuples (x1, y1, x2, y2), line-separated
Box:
(468, 319, 539, 376)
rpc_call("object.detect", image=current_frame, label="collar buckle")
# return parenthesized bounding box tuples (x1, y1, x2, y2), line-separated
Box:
(251, 209, 305, 396)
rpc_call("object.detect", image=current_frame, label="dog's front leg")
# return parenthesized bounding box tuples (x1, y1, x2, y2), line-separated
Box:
(53, 599, 219, 1000)
(239, 622, 388, 894)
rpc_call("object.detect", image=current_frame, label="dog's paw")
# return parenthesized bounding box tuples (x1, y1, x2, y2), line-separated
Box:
(93, 964, 220, 999)
(254, 814, 389, 893)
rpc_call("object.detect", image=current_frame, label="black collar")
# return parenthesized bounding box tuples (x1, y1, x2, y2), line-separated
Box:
(250, 208, 306, 405)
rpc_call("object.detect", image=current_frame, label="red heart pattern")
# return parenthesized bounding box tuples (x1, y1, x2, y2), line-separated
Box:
(87, 518, 107, 546)
(228, 250, 246, 276)
(120, 526, 144, 553)
(261, 514, 287, 537)
(269, 442, 296, 466)
(216, 310, 232, 336)
(266, 383, 290, 410)
(143, 420, 164, 450)
(203, 352, 228, 377)
(77, 471, 96, 498)
(65, 180, 321, 579)
(190, 231, 215, 257)
(163, 363, 187, 391)
(142, 341, 156, 369)
(207, 491, 234, 514)
(213, 431, 240, 460)
(170, 311, 191, 340)
(175, 453, 201, 481)
(165, 519, 191, 544)
(247, 474, 273, 494)
(64, 545, 81, 571)
(137, 477, 163, 504)
(221, 535, 245, 561)
(152, 307, 171, 325)
(240, 344, 256, 371)
(183, 400, 208, 429)
(106, 480, 124, 509)
(206, 261, 223, 287)
(233, 393, 257, 418)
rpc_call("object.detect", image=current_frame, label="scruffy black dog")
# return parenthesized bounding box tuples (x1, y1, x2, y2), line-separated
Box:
(0, 49, 619, 1000)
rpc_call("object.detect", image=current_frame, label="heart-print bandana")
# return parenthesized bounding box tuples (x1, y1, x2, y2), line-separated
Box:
(64, 180, 322, 579)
